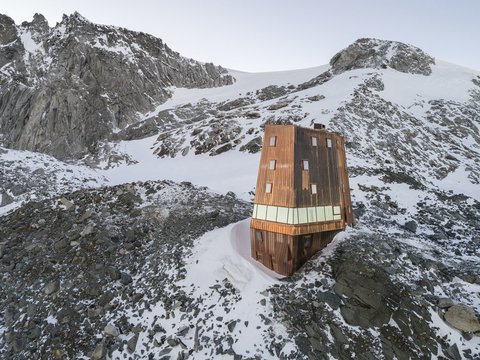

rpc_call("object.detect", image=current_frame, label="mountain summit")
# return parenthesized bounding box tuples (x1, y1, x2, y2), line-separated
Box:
(330, 38, 435, 75)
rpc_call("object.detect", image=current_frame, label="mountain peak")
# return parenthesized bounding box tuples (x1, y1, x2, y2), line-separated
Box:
(60, 11, 90, 26)
(0, 13, 17, 44)
(330, 38, 435, 75)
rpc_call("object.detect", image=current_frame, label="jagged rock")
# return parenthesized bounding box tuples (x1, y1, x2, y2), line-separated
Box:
(0, 14, 17, 45)
(44, 280, 59, 295)
(245, 111, 261, 119)
(446, 344, 462, 360)
(256, 85, 288, 101)
(176, 326, 189, 337)
(404, 220, 418, 233)
(59, 197, 75, 210)
(307, 95, 325, 101)
(1, 192, 13, 206)
(444, 304, 480, 333)
(267, 99, 291, 110)
(296, 71, 332, 91)
(80, 224, 94, 237)
(120, 272, 133, 285)
(127, 333, 139, 353)
(91, 342, 105, 360)
(330, 38, 435, 75)
(239, 137, 262, 154)
(437, 298, 454, 309)
(104, 324, 119, 337)
(227, 321, 237, 332)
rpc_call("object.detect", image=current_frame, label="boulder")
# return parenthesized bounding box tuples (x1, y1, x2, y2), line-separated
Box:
(59, 197, 75, 211)
(104, 324, 119, 337)
(91, 342, 105, 360)
(404, 220, 417, 233)
(437, 298, 454, 309)
(444, 304, 480, 333)
(44, 280, 60, 295)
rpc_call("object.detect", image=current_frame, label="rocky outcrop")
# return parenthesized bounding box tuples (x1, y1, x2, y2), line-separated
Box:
(269, 233, 479, 359)
(330, 38, 435, 75)
(0, 12, 234, 159)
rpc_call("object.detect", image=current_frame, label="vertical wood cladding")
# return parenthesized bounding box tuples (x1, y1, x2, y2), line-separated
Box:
(254, 126, 296, 207)
(251, 228, 339, 276)
(251, 124, 353, 275)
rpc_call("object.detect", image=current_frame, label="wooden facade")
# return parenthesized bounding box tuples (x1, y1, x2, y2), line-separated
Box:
(250, 124, 353, 276)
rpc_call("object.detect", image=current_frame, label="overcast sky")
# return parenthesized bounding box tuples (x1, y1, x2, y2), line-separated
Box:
(3, 0, 479, 72)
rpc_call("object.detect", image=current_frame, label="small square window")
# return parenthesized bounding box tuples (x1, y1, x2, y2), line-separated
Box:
(326, 138, 332, 148)
(312, 137, 318, 146)
(302, 160, 309, 170)
(265, 183, 272, 193)
(269, 136, 276, 146)
(311, 184, 317, 194)
(269, 160, 276, 170)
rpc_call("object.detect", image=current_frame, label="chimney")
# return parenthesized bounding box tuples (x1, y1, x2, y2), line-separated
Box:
(313, 123, 326, 130)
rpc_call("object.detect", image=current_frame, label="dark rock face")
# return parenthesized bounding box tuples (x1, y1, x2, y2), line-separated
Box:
(0, 14, 17, 45)
(330, 38, 435, 75)
(0, 12, 234, 159)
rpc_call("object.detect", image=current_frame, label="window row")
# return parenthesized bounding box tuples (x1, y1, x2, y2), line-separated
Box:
(265, 183, 317, 194)
(267, 159, 310, 172)
(269, 136, 333, 148)
(252, 204, 342, 224)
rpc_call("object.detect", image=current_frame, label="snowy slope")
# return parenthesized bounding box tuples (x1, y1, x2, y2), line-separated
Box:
(1, 36, 480, 359)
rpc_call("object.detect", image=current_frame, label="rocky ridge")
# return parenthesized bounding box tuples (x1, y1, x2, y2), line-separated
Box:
(0, 12, 233, 159)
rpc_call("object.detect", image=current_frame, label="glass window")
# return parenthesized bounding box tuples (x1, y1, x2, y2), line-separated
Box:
(255, 231, 263, 243)
(325, 206, 334, 221)
(292, 208, 299, 225)
(298, 208, 308, 224)
(302, 160, 309, 170)
(333, 206, 341, 215)
(265, 183, 272, 193)
(256, 205, 267, 220)
(269, 160, 276, 170)
(287, 208, 294, 224)
(312, 137, 318, 146)
(311, 184, 317, 194)
(269, 136, 276, 146)
(316, 206, 325, 222)
(266, 206, 277, 222)
(307, 207, 317, 223)
(277, 207, 288, 223)
(326, 138, 332, 148)
(252, 204, 258, 218)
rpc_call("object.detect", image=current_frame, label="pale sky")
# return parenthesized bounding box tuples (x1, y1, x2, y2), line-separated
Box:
(2, 0, 479, 72)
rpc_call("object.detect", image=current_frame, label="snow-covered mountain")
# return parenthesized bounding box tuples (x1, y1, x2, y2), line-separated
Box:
(1, 13, 480, 360)
(0, 12, 232, 159)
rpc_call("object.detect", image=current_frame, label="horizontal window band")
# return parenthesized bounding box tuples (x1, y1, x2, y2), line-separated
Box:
(252, 204, 343, 225)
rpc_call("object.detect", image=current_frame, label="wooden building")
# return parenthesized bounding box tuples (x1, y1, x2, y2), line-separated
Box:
(250, 123, 353, 276)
